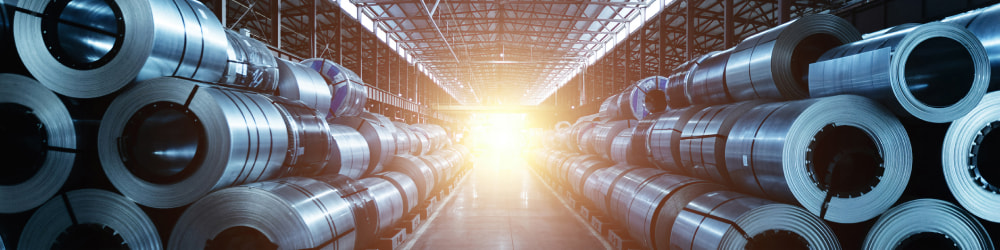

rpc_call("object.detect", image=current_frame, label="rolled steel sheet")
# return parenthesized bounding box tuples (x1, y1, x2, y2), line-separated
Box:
(412, 123, 449, 151)
(609, 127, 636, 164)
(333, 114, 396, 175)
(678, 101, 762, 185)
(863, 199, 992, 249)
(687, 49, 734, 105)
(572, 120, 598, 153)
(325, 124, 371, 179)
(582, 164, 641, 216)
(648, 106, 704, 172)
(99, 78, 289, 208)
(945, 4, 1000, 91)
(608, 168, 668, 223)
(943, 91, 1000, 222)
(359, 176, 406, 241)
(725, 14, 861, 101)
(809, 22, 989, 123)
(302, 58, 368, 118)
(619, 77, 666, 120)
(393, 121, 419, 155)
(219, 29, 279, 93)
(20, 189, 161, 250)
(373, 171, 420, 214)
(269, 96, 334, 177)
(592, 120, 637, 160)
(313, 174, 378, 249)
(666, 72, 691, 109)
(0, 74, 76, 214)
(623, 174, 723, 250)
(418, 154, 449, 187)
(599, 94, 623, 121)
(670, 191, 840, 250)
(451, 144, 471, 166)
(169, 177, 356, 250)
(556, 155, 589, 184)
(629, 112, 664, 167)
(725, 95, 911, 223)
(637, 76, 671, 114)
(386, 155, 436, 202)
(861, 23, 920, 39)
(276, 58, 332, 116)
(566, 155, 613, 195)
(15, 0, 229, 98)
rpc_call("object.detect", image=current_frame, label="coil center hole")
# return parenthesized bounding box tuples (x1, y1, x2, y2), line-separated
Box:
(52, 223, 127, 250)
(970, 122, 1000, 193)
(206, 226, 277, 250)
(896, 232, 958, 250)
(121, 102, 205, 184)
(791, 34, 841, 91)
(807, 125, 884, 198)
(41, 0, 124, 70)
(0, 103, 47, 185)
(745, 229, 809, 250)
(904, 37, 975, 108)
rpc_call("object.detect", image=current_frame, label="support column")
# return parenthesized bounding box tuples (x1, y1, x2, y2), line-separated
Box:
(309, 0, 318, 58)
(686, 0, 694, 60)
(778, 0, 790, 24)
(724, 0, 734, 48)
(270, 0, 281, 49)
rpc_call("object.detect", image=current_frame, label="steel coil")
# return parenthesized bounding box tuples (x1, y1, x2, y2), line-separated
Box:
(809, 22, 990, 123)
(592, 120, 637, 160)
(628, 113, 660, 167)
(945, 4, 1000, 91)
(648, 106, 704, 172)
(325, 124, 371, 179)
(582, 164, 641, 216)
(391, 122, 415, 155)
(418, 154, 449, 188)
(0, 74, 76, 213)
(314, 174, 378, 248)
(99, 78, 290, 208)
(725, 14, 861, 101)
(169, 177, 356, 250)
(19, 189, 161, 250)
(619, 77, 666, 120)
(358, 176, 406, 241)
(609, 127, 636, 164)
(863, 199, 992, 249)
(942, 91, 1000, 222)
(332, 114, 396, 175)
(861, 23, 920, 39)
(15, 0, 228, 98)
(373, 171, 420, 214)
(725, 95, 911, 223)
(687, 49, 734, 105)
(640, 76, 671, 113)
(573, 120, 598, 153)
(624, 174, 723, 250)
(608, 168, 667, 223)
(666, 71, 692, 109)
(268, 96, 334, 177)
(599, 94, 623, 121)
(678, 101, 762, 185)
(670, 191, 840, 250)
(276, 58, 332, 116)
(302, 58, 368, 118)
(219, 29, 279, 93)
(386, 155, 436, 202)
(393, 122, 422, 155)
(412, 123, 448, 152)
(566, 155, 613, 195)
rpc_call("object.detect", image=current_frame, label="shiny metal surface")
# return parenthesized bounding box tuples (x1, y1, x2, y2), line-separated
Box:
(725, 95, 911, 223)
(620, 77, 665, 120)
(276, 58, 332, 116)
(20, 189, 161, 250)
(863, 199, 992, 250)
(599, 94, 622, 121)
(220, 29, 279, 93)
(269, 96, 334, 177)
(628, 112, 661, 167)
(99, 78, 290, 208)
(566, 155, 613, 195)
(373, 171, 420, 214)
(648, 106, 703, 173)
(670, 191, 840, 250)
(607, 168, 665, 223)
(666, 71, 692, 109)
(809, 22, 989, 123)
(391, 122, 415, 155)
(169, 177, 356, 250)
(687, 49, 734, 105)
(582, 163, 639, 214)
(386, 155, 437, 202)
(592, 120, 636, 160)
(314, 174, 378, 248)
(419, 154, 450, 188)
(725, 14, 860, 101)
(623, 173, 703, 250)
(412, 123, 449, 152)
(678, 101, 762, 185)
(359, 176, 406, 242)
(0, 74, 76, 213)
(945, 4, 1000, 91)
(16, 0, 228, 98)
(301, 58, 368, 118)
(325, 124, 371, 179)
(609, 127, 636, 164)
(573, 120, 598, 154)
(943, 91, 1000, 223)
(332, 113, 396, 175)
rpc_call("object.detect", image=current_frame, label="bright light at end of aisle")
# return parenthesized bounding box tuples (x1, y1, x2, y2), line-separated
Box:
(468, 113, 527, 166)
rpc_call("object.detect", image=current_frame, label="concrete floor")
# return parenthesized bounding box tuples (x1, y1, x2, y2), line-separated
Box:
(402, 153, 609, 250)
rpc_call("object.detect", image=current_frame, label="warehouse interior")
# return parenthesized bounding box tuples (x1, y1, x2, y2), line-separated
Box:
(4, 0, 1000, 249)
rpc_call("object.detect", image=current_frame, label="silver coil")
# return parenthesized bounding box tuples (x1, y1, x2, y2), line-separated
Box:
(169, 177, 356, 250)
(629, 112, 663, 167)
(391, 122, 414, 155)
(15, 0, 228, 98)
(599, 94, 623, 121)
(623, 173, 715, 250)
(670, 190, 840, 250)
(275, 58, 332, 116)
(392, 122, 422, 155)
(332, 113, 396, 175)
(573, 120, 598, 154)
(301, 58, 368, 118)
(325, 124, 371, 179)
(0, 74, 76, 213)
(411, 123, 449, 152)
(648, 106, 704, 173)
(861, 23, 920, 39)
(582, 163, 640, 216)
(373, 171, 420, 214)
(945, 4, 1000, 91)
(386, 155, 436, 202)
(20, 189, 161, 250)
(725, 95, 911, 223)
(418, 154, 449, 188)
(666, 72, 691, 109)
(268, 96, 335, 177)
(687, 49, 734, 105)
(609, 127, 636, 164)
(809, 22, 990, 123)
(943, 91, 1000, 222)
(219, 29, 279, 93)
(678, 101, 763, 185)
(99, 78, 289, 208)
(592, 120, 637, 160)
(620, 77, 666, 120)
(863, 199, 992, 249)
(566, 155, 613, 195)
(725, 14, 861, 101)
(358, 176, 406, 242)
(607, 168, 667, 224)
(314, 174, 378, 248)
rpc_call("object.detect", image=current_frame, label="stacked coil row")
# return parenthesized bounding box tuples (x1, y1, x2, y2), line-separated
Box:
(0, 0, 469, 249)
